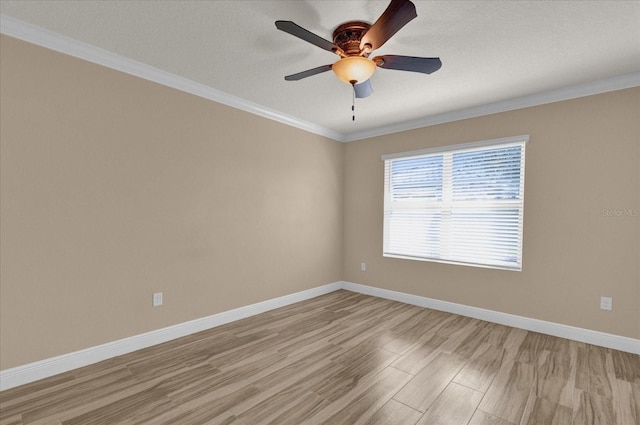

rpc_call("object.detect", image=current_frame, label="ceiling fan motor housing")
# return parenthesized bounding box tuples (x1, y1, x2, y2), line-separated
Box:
(332, 21, 372, 57)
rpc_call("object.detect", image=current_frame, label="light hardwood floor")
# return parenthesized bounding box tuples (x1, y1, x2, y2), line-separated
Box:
(1, 290, 639, 425)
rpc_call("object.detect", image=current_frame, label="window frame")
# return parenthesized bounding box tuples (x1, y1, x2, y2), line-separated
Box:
(382, 135, 528, 271)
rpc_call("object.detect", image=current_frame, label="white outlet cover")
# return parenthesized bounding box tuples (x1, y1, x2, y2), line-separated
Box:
(600, 296, 612, 311)
(153, 292, 163, 307)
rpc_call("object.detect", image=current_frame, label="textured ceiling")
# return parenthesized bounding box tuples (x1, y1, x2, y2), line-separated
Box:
(1, 1, 639, 141)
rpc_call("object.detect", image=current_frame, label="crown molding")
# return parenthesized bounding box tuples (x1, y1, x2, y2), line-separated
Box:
(0, 15, 346, 142)
(2, 14, 638, 144)
(343, 72, 640, 142)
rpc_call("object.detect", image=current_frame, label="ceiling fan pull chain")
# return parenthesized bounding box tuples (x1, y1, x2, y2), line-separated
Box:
(352, 84, 356, 121)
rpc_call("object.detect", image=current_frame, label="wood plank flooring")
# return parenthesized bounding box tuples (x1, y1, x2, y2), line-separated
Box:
(1, 290, 639, 425)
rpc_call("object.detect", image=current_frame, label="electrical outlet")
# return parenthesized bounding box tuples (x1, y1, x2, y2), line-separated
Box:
(600, 296, 612, 311)
(361, 262, 366, 272)
(153, 292, 163, 307)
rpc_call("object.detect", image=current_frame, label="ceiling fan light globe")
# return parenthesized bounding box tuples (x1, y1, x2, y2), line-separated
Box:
(332, 56, 376, 85)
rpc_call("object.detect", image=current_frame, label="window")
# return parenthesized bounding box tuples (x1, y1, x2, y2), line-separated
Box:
(382, 135, 527, 271)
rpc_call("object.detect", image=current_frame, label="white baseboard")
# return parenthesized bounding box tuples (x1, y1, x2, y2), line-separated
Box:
(341, 281, 640, 355)
(2, 280, 638, 391)
(0, 282, 342, 391)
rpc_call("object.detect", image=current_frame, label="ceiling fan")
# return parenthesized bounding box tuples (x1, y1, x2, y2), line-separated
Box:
(275, 0, 442, 99)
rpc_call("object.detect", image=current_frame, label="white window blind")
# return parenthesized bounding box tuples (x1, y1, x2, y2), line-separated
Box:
(382, 135, 527, 271)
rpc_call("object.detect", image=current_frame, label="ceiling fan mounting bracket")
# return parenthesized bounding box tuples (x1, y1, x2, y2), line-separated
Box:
(332, 21, 372, 57)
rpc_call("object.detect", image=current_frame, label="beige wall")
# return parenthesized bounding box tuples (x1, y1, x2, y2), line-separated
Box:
(1, 34, 638, 371)
(343, 88, 640, 340)
(0, 36, 344, 370)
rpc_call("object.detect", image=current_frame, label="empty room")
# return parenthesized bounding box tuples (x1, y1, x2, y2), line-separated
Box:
(0, 1, 639, 424)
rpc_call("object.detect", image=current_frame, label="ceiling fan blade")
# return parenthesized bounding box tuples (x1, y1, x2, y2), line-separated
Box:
(354, 79, 373, 98)
(276, 21, 341, 54)
(284, 64, 333, 81)
(374, 55, 442, 74)
(360, 0, 417, 51)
